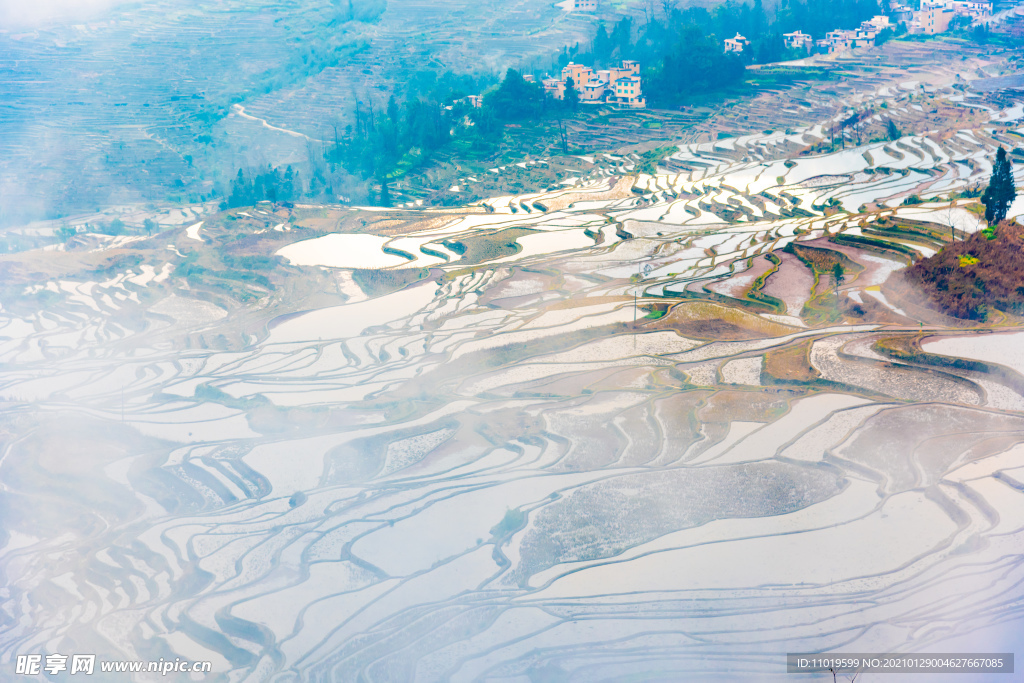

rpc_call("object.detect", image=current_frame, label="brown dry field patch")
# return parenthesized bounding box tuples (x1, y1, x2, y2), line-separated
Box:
(673, 319, 769, 340)
(649, 301, 796, 339)
(764, 340, 820, 383)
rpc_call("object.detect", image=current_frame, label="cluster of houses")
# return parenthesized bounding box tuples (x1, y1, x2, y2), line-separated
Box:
(448, 64, 644, 112)
(900, 0, 992, 34)
(542, 60, 646, 108)
(814, 15, 896, 53)
(725, 0, 993, 56)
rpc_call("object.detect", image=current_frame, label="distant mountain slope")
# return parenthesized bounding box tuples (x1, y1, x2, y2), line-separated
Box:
(0, 0, 595, 226)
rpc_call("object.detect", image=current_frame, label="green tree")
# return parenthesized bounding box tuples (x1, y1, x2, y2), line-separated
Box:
(564, 76, 580, 112)
(483, 69, 546, 121)
(228, 168, 251, 207)
(227, 165, 302, 207)
(648, 26, 745, 103)
(981, 147, 1017, 226)
(282, 165, 296, 201)
(101, 218, 125, 236)
(593, 23, 613, 63)
(886, 119, 900, 141)
(832, 261, 845, 293)
(610, 17, 633, 58)
(755, 32, 784, 64)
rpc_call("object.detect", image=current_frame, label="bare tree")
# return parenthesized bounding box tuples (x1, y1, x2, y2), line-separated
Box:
(944, 201, 958, 242)
(944, 199, 974, 241)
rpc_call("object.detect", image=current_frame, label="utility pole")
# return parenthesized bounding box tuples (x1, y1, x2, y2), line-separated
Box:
(634, 262, 639, 350)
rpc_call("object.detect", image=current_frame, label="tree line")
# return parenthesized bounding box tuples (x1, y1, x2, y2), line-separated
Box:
(561, 0, 883, 96)
(324, 68, 564, 204)
(225, 165, 303, 208)
(219, 66, 562, 207)
(219, 0, 893, 208)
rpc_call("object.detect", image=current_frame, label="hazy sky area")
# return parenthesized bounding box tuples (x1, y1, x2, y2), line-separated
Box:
(0, 0, 129, 27)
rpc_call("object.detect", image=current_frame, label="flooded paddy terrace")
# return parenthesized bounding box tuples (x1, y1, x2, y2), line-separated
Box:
(2, 103, 1024, 680)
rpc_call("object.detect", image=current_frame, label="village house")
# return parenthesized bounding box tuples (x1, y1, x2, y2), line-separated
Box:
(852, 23, 879, 46)
(901, 0, 990, 33)
(723, 33, 749, 52)
(762, 0, 986, 63)
(858, 14, 891, 38)
(891, 4, 915, 23)
(783, 30, 813, 52)
(542, 77, 565, 99)
(951, 0, 993, 21)
(817, 29, 856, 53)
(612, 74, 643, 106)
(846, 16, 894, 47)
(446, 94, 484, 111)
(544, 60, 645, 108)
(562, 62, 593, 93)
(910, 0, 956, 33)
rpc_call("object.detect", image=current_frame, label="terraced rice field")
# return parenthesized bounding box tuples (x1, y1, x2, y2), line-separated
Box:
(2, 95, 1024, 681)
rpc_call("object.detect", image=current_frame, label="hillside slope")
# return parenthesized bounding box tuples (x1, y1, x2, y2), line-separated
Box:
(902, 220, 1024, 320)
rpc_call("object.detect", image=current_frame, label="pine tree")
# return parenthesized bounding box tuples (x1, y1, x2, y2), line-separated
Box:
(832, 262, 845, 304)
(593, 24, 612, 63)
(564, 76, 580, 112)
(379, 178, 391, 207)
(228, 168, 251, 208)
(982, 147, 1017, 225)
(283, 166, 295, 201)
(886, 119, 900, 141)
